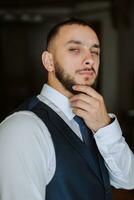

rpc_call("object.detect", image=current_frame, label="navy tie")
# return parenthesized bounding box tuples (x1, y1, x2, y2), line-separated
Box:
(74, 115, 94, 146)
(74, 115, 100, 167)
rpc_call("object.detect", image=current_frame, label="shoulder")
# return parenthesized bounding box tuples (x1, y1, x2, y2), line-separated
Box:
(0, 111, 56, 190)
(0, 110, 47, 136)
(0, 111, 54, 155)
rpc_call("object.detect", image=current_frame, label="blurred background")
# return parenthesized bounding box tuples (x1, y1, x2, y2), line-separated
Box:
(0, 0, 134, 199)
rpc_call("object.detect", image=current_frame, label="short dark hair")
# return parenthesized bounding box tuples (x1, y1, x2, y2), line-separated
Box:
(46, 18, 92, 50)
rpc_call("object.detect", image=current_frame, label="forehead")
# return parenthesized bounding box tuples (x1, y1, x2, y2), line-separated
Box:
(53, 24, 99, 48)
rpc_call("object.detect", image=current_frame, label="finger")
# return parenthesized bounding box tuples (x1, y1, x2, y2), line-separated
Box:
(70, 99, 92, 112)
(72, 107, 88, 120)
(70, 93, 95, 104)
(70, 94, 99, 110)
(72, 85, 101, 100)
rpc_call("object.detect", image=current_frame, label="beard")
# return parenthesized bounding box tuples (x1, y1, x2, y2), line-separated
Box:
(55, 62, 97, 94)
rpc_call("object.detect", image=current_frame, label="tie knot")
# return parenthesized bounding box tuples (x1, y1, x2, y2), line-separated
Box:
(73, 116, 85, 127)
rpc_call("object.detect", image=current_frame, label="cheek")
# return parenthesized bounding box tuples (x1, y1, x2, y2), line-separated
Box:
(54, 49, 82, 71)
(59, 55, 79, 71)
(94, 59, 100, 72)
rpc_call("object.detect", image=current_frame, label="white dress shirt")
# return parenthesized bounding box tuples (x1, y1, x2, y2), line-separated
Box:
(0, 84, 134, 200)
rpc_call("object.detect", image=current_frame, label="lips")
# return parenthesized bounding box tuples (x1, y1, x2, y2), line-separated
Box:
(78, 70, 95, 76)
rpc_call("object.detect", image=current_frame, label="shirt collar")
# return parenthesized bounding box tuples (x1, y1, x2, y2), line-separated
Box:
(40, 84, 75, 121)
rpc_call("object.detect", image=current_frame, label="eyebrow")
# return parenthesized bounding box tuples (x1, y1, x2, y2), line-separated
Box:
(65, 40, 100, 49)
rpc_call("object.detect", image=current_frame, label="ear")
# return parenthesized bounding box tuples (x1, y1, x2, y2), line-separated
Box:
(42, 51, 54, 72)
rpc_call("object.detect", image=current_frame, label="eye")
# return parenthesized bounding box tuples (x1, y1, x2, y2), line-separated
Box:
(69, 48, 80, 53)
(91, 51, 100, 56)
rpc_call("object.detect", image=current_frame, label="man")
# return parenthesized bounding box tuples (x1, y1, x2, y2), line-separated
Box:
(0, 18, 134, 200)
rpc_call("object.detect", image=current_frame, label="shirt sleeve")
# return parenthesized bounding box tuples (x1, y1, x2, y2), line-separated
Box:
(0, 111, 55, 200)
(94, 114, 134, 189)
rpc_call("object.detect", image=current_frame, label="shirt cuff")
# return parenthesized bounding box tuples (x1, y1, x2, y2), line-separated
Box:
(94, 114, 122, 146)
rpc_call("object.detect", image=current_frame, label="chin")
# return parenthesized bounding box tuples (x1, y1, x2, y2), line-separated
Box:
(79, 80, 95, 87)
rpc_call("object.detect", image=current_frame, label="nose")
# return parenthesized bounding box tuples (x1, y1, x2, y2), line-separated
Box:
(83, 52, 94, 67)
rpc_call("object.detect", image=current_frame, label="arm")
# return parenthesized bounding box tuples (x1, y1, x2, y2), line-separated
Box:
(0, 111, 55, 200)
(94, 115, 134, 189)
(70, 85, 134, 189)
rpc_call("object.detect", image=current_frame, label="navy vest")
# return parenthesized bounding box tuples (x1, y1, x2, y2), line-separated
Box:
(16, 96, 112, 200)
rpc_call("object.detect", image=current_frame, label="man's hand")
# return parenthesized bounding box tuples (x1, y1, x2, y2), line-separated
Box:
(69, 85, 111, 132)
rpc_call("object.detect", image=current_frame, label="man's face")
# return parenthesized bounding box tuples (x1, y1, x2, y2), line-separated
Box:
(49, 24, 100, 94)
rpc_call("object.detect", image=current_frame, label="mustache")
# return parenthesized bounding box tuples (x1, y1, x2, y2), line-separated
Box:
(76, 67, 96, 75)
